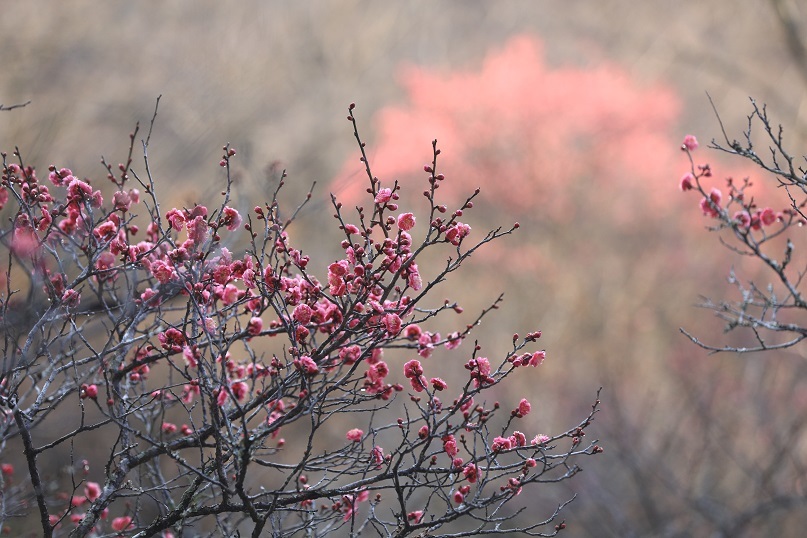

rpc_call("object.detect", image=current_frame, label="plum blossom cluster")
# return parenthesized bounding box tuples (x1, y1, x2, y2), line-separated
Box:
(679, 100, 807, 353)
(679, 135, 788, 231)
(0, 104, 600, 537)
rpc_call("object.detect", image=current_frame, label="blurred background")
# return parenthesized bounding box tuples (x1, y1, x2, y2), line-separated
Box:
(3, 1, 807, 536)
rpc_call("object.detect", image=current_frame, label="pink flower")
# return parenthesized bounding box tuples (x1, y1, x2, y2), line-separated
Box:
(418, 425, 430, 439)
(443, 435, 458, 457)
(430, 377, 447, 391)
(346, 428, 363, 442)
(93, 219, 118, 241)
(294, 355, 319, 376)
(532, 434, 550, 445)
(463, 463, 479, 483)
(453, 491, 464, 504)
(162, 422, 177, 435)
(397, 212, 416, 231)
(528, 350, 546, 367)
(66, 178, 93, 201)
(37, 206, 52, 231)
(140, 288, 158, 303)
(339, 345, 362, 365)
(11, 215, 39, 256)
(383, 313, 402, 336)
(220, 284, 240, 305)
(409, 376, 427, 392)
(371, 445, 384, 468)
(416, 332, 437, 358)
(247, 316, 263, 336)
(187, 215, 209, 245)
(212, 264, 231, 285)
(328, 260, 349, 296)
(203, 317, 217, 334)
(492, 436, 513, 452)
(84, 481, 102, 502)
(342, 490, 369, 521)
(293, 304, 313, 324)
(221, 207, 242, 231)
(111, 516, 133, 532)
(404, 360, 427, 391)
(445, 222, 471, 246)
(403, 359, 423, 378)
(471, 356, 492, 387)
(513, 398, 531, 418)
(374, 188, 392, 204)
(734, 211, 751, 228)
(230, 381, 249, 401)
(505, 477, 522, 495)
(48, 167, 74, 187)
(150, 260, 176, 284)
(182, 345, 202, 368)
(444, 332, 462, 350)
(760, 207, 777, 226)
(1, 464, 13, 477)
(679, 172, 695, 191)
(407, 263, 423, 291)
(699, 188, 722, 218)
(82, 384, 98, 399)
(407, 510, 424, 523)
(365, 361, 389, 383)
(682, 134, 699, 151)
(404, 324, 422, 340)
(94, 252, 116, 281)
(61, 289, 81, 308)
(166, 209, 186, 231)
(158, 328, 186, 353)
(113, 190, 132, 212)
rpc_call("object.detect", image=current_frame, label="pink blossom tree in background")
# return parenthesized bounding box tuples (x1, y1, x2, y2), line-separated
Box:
(331, 35, 683, 226)
(0, 101, 601, 537)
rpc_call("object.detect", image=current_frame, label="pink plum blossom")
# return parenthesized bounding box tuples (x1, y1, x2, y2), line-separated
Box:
(679, 172, 694, 191)
(111, 516, 133, 532)
(528, 350, 546, 367)
(682, 134, 699, 151)
(247, 316, 263, 336)
(397, 212, 416, 230)
(513, 398, 531, 418)
(84, 482, 101, 502)
(221, 207, 242, 231)
(532, 434, 550, 445)
(492, 436, 512, 452)
(294, 356, 319, 375)
(463, 463, 479, 483)
(293, 304, 313, 324)
(699, 188, 722, 218)
(374, 188, 392, 204)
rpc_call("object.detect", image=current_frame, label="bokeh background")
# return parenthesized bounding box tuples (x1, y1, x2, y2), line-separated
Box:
(3, 1, 807, 536)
